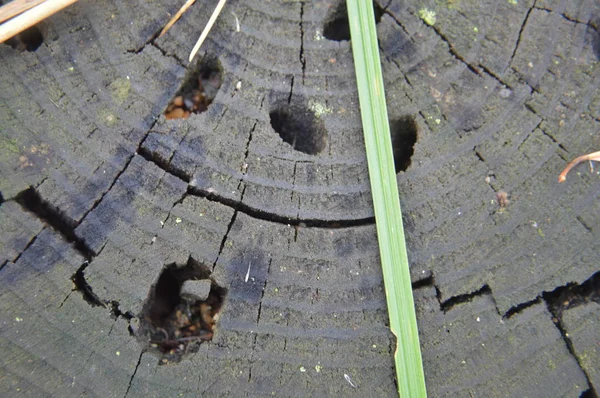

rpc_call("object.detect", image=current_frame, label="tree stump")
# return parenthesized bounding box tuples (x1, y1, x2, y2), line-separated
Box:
(1, 0, 598, 396)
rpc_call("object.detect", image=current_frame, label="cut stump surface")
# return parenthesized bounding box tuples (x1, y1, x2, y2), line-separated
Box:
(1, 0, 599, 396)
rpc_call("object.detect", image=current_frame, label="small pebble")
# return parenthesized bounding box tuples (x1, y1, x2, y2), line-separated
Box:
(165, 107, 185, 120)
(499, 88, 512, 98)
(172, 96, 184, 107)
(184, 98, 195, 110)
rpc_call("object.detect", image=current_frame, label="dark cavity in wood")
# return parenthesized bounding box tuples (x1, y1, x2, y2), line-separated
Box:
(269, 96, 328, 155)
(390, 115, 418, 173)
(164, 54, 223, 120)
(543, 270, 600, 317)
(72, 261, 106, 308)
(137, 257, 227, 364)
(4, 25, 44, 52)
(437, 284, 492, 313)
(323, 1, 384, 42)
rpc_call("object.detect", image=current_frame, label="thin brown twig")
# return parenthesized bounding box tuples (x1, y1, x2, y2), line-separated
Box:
(0, 0, 79, 44)
(158, 0, 196, 38)
(558, 151, 600, 182)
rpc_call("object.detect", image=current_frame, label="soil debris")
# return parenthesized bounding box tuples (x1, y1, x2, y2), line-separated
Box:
(164, 56, 222, 120)
(164, 82, 209, 120)
(496, 191, 509, 209)
(136, 260, 227, 364)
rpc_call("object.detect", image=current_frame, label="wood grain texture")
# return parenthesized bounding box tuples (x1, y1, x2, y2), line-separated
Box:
(0, 0, 598, 396)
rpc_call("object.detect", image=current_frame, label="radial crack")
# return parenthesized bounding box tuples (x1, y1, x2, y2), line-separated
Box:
(2, 229, 42, 271)
(544, 303, 596, 395)
(124, 351, 144, 398)
(299, 1, 306, 83)
(510, 5, 535, 64)
(437, 284, 492, 312)
(15, 188, 94, 259)
(419, 19, 510, 88)
(213, 210, 238, 270)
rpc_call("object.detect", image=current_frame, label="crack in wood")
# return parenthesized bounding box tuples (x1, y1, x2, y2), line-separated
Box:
(383, 7, 411, 38)
(543, 271, 600, 318)
(124, 351, 144, 398)
(388, 5, 514, 90)
(213, 210, 238, 271)
(287, 75, 295, 105)
(432, 273, 597, 394)
(237, 121, 258, 192)
(57, 289, 74, 309)
(299, 1, 306, 84)
(558, 12, 597, 27)
(437, 284, 493, 313)
(436, 269, 600, 323)
(509, 3, 536, 65)
(159, 191, 188, 232)
(544, 286, 598, 396)
(0, 228, 43, 272)
(255, 257, 272, 325)
(138, 144, 376, 227)
(411, 274, 433, 290)
(504, 297, 541, 319)
(188, 183, 375, 228)
(14, 188, 94, 259)
(290, 161, 298, 203)
(71, 260, 136, 323)
(248, 256, 271, 384)
(538, 124, 568, 152)
(576, 216, 593, 233)
(72, 261, 106, 308)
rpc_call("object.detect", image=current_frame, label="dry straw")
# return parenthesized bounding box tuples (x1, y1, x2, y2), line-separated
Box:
(0, 0, 79, 43)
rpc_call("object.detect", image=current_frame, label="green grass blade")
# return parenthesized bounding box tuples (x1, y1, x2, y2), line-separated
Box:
(346, 1, 427, 397)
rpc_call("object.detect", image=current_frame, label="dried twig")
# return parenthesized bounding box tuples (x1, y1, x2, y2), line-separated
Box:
(0, 0, 79, 44)
(188, 0, 227, 63)
(158, 0, 196, 38)
(558, 151, 600, 182)
(0, 0, 46, 24)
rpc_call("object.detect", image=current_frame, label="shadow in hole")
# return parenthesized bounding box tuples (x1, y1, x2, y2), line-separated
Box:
(323, 1, 385, 42)
(390, 116, 418, 173)
(137, 257, 227, 364)
(269, 96, 328, 155)
(164, 55, 223, 120)
(4, 25, 44, 52)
